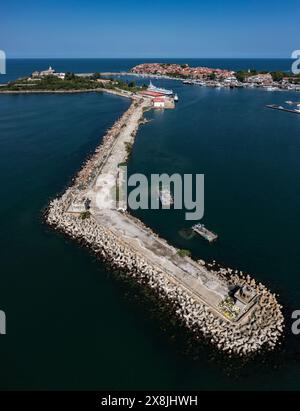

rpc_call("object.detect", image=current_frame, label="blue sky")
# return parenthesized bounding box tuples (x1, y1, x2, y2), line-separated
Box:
(1, 0, 299, 58)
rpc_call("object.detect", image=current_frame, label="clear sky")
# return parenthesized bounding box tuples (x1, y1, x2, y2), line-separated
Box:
(1, 0, 299, 58)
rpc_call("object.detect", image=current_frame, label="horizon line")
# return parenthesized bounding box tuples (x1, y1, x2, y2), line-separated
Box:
(6, 56, 294, 60)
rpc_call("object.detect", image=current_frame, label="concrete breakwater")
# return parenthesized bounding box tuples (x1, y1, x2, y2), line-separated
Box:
(46, 95, 284, 356)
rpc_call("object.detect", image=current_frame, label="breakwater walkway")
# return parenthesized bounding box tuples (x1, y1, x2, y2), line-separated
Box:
(46, 93, 284, 356)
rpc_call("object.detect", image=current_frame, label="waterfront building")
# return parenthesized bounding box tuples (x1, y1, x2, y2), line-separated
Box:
(247, 73, 273, 85)
(96, 78, 111, 85)
(31, 70, 40, 78)
(40, 66, 55, 76)
(54, 72, 66, 80)
(153, 97, 165, 109)
(139, 90, 165, 98)
(31, 66, 65, 80)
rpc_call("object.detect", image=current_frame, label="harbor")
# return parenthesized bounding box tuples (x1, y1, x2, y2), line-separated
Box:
(93, 63, 300, 93)
(46, 88, 284, 356)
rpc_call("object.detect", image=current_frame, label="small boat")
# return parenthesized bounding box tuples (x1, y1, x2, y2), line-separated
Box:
(174, 93, 179, 102)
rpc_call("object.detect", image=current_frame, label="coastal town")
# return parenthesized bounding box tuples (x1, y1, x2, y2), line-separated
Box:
(130, 62, 300, 92)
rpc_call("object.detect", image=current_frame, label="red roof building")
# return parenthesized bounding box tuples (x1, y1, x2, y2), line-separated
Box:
(139, 90, 165, 98)
(153, 96, 165, 108)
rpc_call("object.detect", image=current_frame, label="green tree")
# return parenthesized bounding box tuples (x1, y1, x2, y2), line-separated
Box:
(177, 249, 191, 258)
(65, 72, 76, 81)
(236, 71, 247, 82)
(271, 71, 285, 82)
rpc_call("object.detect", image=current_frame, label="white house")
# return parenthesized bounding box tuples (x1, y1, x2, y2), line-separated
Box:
(31, 66, 65, 80)
(40, 66, 55, 76)
(53, 72, 66, 80)
(153, 97, 165, 109)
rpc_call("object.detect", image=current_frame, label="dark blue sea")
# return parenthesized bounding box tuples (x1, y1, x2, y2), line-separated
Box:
(0, 59, 300, 390)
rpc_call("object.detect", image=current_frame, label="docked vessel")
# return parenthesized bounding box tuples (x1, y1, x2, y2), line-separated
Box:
(148, 80, 173, 95)
(266, 86, 279, 91)
(192, 223, 218, 243)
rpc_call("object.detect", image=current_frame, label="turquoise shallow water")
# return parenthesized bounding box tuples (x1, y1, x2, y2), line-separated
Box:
(1, 59, 300, 390)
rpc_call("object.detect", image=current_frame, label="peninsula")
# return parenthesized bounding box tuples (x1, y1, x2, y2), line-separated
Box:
(130, 63, 300, 91)
(0, 70, 145, 93)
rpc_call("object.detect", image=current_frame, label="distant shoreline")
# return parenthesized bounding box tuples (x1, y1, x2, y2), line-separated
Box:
(4, 57, 294, 60)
